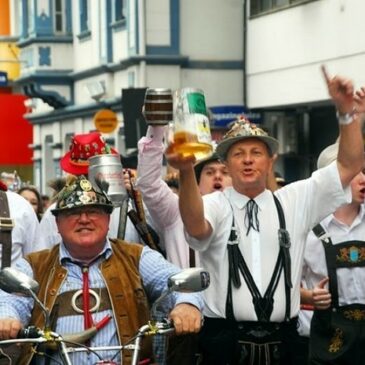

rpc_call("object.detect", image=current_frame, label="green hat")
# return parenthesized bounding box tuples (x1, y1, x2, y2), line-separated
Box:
(51, 175, 114, 216)
(216, 116, 279, 160)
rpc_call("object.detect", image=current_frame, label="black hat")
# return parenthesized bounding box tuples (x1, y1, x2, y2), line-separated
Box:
(194, 152, 221, 184)
(51, 175, 114, 216)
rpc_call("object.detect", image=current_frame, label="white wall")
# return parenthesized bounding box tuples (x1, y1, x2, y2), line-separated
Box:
(180, 0, 243, 60)
(247, 0, 365, 108)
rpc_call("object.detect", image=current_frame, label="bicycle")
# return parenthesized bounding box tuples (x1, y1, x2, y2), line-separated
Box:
(0, 266, 210, 364)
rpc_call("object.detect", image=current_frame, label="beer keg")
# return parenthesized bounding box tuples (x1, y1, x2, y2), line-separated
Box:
(88, 154, 127, 207)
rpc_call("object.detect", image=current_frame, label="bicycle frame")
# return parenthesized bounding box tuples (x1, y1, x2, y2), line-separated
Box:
(0, 266, 209, 364)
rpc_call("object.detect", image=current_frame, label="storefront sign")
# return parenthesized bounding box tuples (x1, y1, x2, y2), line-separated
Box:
(209, 105, 262, 128)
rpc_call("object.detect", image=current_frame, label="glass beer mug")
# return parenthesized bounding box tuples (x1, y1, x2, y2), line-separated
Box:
(165, 88, 213, 161)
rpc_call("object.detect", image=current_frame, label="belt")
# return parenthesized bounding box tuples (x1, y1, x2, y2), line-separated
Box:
(203, 316, 298, 333)
(335, 304, 365, 321)
(53, 287, 111, 318)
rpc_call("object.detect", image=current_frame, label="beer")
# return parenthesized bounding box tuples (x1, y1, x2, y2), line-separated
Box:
(165, 130, 212, 160)
(168, 87, 213, 160)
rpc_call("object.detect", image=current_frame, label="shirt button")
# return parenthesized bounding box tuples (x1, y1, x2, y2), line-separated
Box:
(57, 273, 65, 278)
(49, 289, 57, 296)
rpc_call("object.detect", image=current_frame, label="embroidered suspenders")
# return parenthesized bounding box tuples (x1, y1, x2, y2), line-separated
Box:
(312, 223, 365, 309)
(0, 191, 14, 269)
(226, 194, 292, 322)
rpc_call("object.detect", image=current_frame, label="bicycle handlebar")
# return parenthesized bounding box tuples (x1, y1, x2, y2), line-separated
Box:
(0, 319, 175, 365)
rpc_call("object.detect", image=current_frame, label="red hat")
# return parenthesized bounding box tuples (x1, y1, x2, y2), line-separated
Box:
(60, 132, 118, 175)
(0, 180, 7, 191)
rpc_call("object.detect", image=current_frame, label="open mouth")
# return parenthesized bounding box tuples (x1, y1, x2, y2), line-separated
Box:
(213, 183, 223, 190)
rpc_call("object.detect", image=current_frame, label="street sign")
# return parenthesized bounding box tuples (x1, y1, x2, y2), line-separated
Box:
(209, 105, 262, 128)
(93, 108, 119, 133)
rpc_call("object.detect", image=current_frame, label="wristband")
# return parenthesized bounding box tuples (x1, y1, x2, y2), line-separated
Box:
(336, 109, 357, 125)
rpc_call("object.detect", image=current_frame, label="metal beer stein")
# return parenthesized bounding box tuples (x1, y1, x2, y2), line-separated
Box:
(88, 154, 128, 207)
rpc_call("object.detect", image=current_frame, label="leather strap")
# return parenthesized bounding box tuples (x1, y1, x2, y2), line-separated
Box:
(117, 198, 129, 240)
(0, 191, 14, 269)
(52, 287, 111, 318)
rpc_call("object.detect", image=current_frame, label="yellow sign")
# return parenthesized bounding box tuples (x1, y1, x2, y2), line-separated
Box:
(0, 43, 20, 80)
(93, 109, 119, 133)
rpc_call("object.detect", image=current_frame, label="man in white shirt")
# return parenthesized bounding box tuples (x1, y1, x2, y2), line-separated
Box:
(166, 68, 365, 364)
(0, 180, 41, 265)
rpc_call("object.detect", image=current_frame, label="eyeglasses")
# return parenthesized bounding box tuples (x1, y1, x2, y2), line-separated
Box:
(59, 207, 107, 219)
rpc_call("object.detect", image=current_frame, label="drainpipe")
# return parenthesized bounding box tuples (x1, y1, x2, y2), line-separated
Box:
(138, 0, 146, 86)
(243, 0, 247, 107)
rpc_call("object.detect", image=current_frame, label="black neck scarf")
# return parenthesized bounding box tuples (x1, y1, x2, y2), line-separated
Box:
(244, 199, 259, 236)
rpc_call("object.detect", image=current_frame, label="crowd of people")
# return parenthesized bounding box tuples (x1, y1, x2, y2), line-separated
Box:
(0, 67, 364, 364)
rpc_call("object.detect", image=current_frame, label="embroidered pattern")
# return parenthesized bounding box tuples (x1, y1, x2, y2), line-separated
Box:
(328, 328, 343, 353)
(336, 246, 365, 263)
(343, 309, 365, 321)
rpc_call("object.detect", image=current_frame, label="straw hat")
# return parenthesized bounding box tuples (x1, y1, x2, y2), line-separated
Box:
(216, 116, 279, 160)
(317, 143, 339, 169)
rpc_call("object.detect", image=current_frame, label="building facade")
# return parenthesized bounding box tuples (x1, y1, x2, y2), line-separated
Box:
(0, 0, 33, 183)
(246, 0, 365, 181)
(12, 0, 244, 193)
(11, 0, 362, 191)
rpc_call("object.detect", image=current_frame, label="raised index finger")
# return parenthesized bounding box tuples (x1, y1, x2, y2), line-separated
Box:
(321, 64, 331, 84)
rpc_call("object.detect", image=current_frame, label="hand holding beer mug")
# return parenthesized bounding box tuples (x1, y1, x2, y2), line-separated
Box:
(165, 88, 213, 161)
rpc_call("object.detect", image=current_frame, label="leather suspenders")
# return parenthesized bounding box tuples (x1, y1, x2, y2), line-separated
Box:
(226, 194, 292, 322)
(0, 191, 14, 268)
(312, 223, 365, 308)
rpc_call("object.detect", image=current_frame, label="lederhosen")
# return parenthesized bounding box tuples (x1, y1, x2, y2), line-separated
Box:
(199, 194, 298, 365)
(309, 224, 365, 365)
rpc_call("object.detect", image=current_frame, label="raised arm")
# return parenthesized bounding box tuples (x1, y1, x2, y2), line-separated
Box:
(322, 65, 364, 187)
(166, 153, 212, 240)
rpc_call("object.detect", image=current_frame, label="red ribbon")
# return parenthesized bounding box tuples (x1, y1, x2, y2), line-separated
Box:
(82, 266, 93, 329)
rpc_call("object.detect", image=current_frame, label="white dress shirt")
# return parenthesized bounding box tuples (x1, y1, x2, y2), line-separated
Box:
(0, 191, 41, 263)
(186, 161, 351, 322)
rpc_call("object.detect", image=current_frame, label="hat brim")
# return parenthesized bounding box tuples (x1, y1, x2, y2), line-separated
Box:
(216, 135, 279, 160)
(60, 149, 118, 175)
(51, 203, 114, 216)
(194, 152, 220, 182)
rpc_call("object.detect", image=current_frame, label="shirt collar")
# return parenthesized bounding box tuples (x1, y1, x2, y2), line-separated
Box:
(227, 187, 271, 210)
(324, 203, 365, 229)
(59, 239, 113, 265)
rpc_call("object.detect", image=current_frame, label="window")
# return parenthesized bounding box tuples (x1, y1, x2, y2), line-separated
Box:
(80, 0, 90, 33)
(27, 0, 35, 35)
(54, 0, 65, 33)
(113, 0, 125, 22)
(251, 0, 312, 16)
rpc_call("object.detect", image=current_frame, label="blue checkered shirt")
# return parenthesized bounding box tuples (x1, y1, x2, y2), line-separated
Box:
(0, 240, 203, 364)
